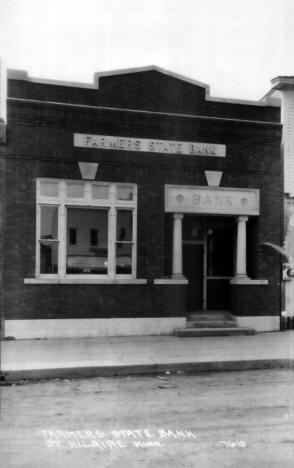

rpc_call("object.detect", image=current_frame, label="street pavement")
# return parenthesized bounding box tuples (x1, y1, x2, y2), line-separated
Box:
(1, 331, 294, 380)
(0, 369, 293, 467)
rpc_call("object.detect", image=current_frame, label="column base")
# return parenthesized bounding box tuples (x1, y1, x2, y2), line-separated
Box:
(231, 275, 250, 284)
(172, 273, 187, 280)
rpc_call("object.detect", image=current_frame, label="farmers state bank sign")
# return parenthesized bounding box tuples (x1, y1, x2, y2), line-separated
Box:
(74, 133, 226, 157)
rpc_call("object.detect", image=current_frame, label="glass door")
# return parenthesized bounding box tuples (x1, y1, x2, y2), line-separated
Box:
(183, 242, 204, 310)
(183, 216, 235, 312)
(205, 218, 235, 310)
(183, 216, 205, 311)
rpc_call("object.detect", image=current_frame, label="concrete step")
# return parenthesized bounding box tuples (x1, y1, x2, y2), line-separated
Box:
(186, 320, 237, 328)
(188, 312, 234, 321)
(175, 327, 255, 337)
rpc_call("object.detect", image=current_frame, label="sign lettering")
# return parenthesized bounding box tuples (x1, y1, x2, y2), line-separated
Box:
(74, 134, 226, 157)
(165, 185, 260, 216)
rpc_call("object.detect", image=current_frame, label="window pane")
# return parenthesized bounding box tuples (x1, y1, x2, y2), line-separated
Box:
(92, 185, 109, 200)
(116, 210, 133, 242)
(207, 226, 234, 276)
(117, 186, 134, 200)
(183, 216, 204, 241)
(116, 243, 132, 274)
(40, 181, 59, 198)
(40, 206, 58, 240)
(67, 182, 84, 198)
(69, 228, 77, 245)
(40, 241, 58, 274)
(90, 229, 98, 246)
(66, 208, 108, 274)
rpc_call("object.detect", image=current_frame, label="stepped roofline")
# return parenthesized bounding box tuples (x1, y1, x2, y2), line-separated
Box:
(7, 65, 270, 107)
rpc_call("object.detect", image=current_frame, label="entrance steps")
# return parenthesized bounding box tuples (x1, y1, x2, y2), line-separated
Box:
(175, 311, 255, 337)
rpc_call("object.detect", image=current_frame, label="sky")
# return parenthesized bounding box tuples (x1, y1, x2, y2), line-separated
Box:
(0, 0, 293, 100)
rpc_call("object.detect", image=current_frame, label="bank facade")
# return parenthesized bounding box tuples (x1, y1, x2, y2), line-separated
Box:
(0, 66, 283, 339)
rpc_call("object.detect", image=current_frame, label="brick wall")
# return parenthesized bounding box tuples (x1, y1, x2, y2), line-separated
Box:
(231, 284, 280, 317)
(8, 69, 280, 121)
(1, 70, 283, 321)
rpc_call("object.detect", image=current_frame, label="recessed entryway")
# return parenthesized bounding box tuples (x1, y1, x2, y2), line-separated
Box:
(183, 216, 235, 311)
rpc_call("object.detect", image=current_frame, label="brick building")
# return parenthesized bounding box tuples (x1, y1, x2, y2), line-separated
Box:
(0, 66, 283, 339)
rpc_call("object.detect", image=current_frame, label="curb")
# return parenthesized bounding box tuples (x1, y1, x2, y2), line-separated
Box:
(3, 359, 293, 381)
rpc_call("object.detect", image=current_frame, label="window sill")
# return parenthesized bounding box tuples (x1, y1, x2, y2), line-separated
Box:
(230, 278, 268, 285)
(154, 278, 189, 285)
(24, 278, 148, 285)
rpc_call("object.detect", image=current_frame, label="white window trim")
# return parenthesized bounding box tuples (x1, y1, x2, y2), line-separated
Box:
(24, 278, 147, 285)
(35, 178, 138, 280)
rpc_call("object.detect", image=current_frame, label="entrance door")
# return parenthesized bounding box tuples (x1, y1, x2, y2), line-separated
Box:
(183, 243, 204, 310)
(206, 219, 235, 310)
(183, 216, 235, 311)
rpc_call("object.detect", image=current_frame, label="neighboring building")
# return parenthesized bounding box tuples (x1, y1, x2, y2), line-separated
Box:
(264, 77, 294, 320)
(0, 65, 283, 339)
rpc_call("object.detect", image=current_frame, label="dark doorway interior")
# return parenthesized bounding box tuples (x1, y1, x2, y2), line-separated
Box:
(183, 243, 204, 310)
(183, 216, 235, 311)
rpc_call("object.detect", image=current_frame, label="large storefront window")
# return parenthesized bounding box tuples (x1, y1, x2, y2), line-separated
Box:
(116, 209, 133, 274)
(36, 179, 137, 279)
(66, 208, 109, 275)
(40, 205, 59, 274)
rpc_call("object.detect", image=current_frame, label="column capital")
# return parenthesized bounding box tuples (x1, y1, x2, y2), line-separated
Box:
(173, 213, 183, 220)
(236, 215, 248, 223)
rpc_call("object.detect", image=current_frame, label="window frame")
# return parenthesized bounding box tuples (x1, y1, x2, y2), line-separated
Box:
(36, 178, 137, 280)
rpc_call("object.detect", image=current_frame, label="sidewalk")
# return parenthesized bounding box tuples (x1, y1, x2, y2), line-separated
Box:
(1, 331, 294, 381)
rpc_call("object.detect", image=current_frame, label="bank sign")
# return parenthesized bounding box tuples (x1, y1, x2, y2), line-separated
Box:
(74, 134, 226, 157)
(165, 185, 260, 216)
